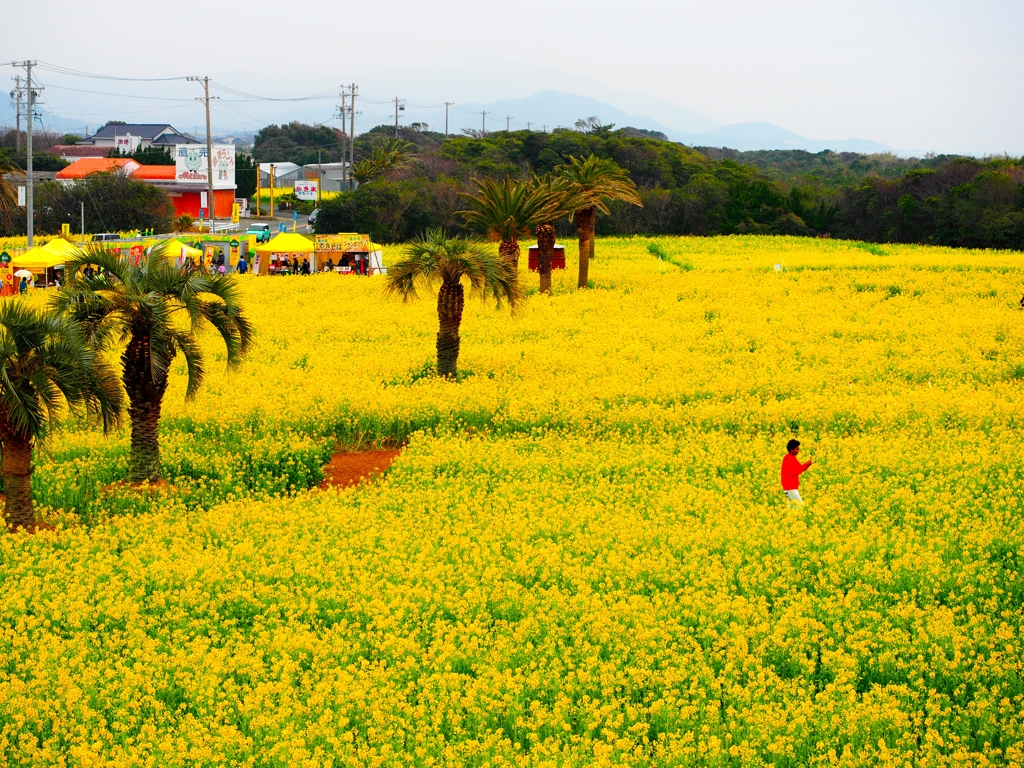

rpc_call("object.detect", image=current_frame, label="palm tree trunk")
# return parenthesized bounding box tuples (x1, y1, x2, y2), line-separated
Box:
(536, 223, 555, 295)
(498, 239, 520, 267)
(436, 278, 464, 379)
(128, 399, 163, 482)
(2, 435, 35, 531)
(123, 331, 169, 483)
(589, 219, 597, 261)
(576, 207, 596, 289)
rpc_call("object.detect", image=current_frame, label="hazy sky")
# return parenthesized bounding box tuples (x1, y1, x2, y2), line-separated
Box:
(3, 0, 1023, 154)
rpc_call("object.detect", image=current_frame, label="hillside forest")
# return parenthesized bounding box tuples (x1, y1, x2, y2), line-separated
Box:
(4, 122, 1024, 250)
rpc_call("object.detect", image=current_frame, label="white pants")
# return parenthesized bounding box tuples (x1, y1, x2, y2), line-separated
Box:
(784, 489, 803, 505)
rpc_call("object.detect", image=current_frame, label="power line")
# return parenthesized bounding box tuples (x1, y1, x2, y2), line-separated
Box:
(35, 61, 189, 82)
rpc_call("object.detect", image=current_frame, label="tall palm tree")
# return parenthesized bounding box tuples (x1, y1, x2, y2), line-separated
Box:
(556, 155, 642, 289)
(54, 243, 253, 483)
(459, 176, 562, 266)
(385, 229, 521, 379)
(0, 301, 122, 530)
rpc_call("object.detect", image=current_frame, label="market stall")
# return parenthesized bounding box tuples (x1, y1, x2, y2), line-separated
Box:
(313, 233, 385, 274)
(10, 243, 67, 288)
(254, 233, 315, 275)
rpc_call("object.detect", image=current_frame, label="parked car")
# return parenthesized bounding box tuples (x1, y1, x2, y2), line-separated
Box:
(92, 233, 121, 242)
(308, 208, 319, 228)
(246, 223, 272, 243)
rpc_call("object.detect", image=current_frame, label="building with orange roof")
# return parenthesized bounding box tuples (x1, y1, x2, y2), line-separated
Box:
(55, 143, 237, 222)
(56, 157, 141, 180)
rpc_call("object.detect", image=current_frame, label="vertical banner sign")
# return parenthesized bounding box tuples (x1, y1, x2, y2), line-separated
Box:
(229, 239, 240, 267)
(293, 210, 298, 232)
(205, 245, 217, 265)
(61, 223, 70, 237)
(18, 186, 26, 207)
(231, 203, 240, 224)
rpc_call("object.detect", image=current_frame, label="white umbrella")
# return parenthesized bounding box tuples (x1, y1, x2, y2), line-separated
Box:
(14, 269, 33, 278)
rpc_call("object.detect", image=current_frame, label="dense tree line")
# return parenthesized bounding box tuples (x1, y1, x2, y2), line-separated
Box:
(252, 122, 345, 166)
(315, 126, 1024, 249)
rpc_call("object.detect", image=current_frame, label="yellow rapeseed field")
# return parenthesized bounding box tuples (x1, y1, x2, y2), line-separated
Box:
(1, 235, 1023, 766)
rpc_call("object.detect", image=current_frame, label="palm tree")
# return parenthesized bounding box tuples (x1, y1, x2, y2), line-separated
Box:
(352, 136, 415, 184)
(556, 155, 642, 289)
(459, 176, 563, 267)
(530, 175, 576, 295)
(385, 229, 521, 379)
(54, 243, 253, 483)
(0, 301, 122, 530)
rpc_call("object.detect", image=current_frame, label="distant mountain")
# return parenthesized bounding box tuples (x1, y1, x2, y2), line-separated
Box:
(688, 122, 890, 154)
(465, 92, 892, 154)
(458, 90, 690, 138)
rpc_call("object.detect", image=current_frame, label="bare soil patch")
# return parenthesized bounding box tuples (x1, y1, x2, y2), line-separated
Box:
(321, 449, 401, 490)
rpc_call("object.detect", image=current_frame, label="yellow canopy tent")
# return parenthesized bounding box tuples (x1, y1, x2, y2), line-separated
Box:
(41, 238, 82, 261)
(160, 239, 203, 264)
(11, 245, 66, 288)
(254, 233, 314, 275)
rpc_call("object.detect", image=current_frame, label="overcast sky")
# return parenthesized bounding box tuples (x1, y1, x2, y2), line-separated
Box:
(3, 0, 1023, 155)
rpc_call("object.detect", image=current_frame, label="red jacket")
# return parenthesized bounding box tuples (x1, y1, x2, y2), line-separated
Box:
(781, 453, 811, 490)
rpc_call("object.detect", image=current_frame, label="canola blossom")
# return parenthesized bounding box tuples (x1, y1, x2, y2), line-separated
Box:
(1, 235, 1023, 766)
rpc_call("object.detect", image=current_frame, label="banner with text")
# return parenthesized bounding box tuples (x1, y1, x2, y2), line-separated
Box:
(174, 144, 236, 189)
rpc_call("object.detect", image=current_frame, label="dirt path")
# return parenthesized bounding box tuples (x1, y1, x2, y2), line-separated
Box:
(320, 449, 401, 490)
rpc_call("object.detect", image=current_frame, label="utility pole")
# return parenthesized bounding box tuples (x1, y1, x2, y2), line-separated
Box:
(10, 74, 22, 153)
(269, 164, 275, 219)
(349, 83, 357, 189)
(394, 97, 405, 137)
(18, 61, 41, 247)
(481, 111, 490, 135)
(444, 102, 454, 137)
(506, 116, 513, 132)
(338, 89, 348, 190)
(80, 201, 85, 244)
(526, 122, 532, 131)
(542, 124, 548, 133)
(188, 76, 217, 234)
(317, 148, 322, 207)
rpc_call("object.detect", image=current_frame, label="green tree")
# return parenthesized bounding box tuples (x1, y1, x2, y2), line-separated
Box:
(385, 229, 521, 378)
(556, 155, 642, 288)
(34, 173, 175, 236)
(458, 176, 562, 266)
(0, 301, 122, 530)
(55, 244, 253, 482)
(235, 153, 258, 200)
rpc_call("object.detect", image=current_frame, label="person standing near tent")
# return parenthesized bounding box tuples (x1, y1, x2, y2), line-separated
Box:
(19, 277, 28, 294)
(781, 439, 813, 505)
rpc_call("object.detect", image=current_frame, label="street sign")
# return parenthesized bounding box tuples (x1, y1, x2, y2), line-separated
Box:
(279, 222, 286, 233)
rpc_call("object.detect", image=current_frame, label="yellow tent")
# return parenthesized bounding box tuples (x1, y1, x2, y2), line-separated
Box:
(255, 233, 315, 254)
(41, 238, 82, 260)
(12, 246, 65, 271)
(161, 239, 203, 261)
(254, 233, 315, 275)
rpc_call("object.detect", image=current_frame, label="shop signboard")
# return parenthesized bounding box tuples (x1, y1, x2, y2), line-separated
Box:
(174, 144, 236, 189)
(294, 180, 318, 201)
(114, 134, 140, 154)
(314, 233, 371, 253)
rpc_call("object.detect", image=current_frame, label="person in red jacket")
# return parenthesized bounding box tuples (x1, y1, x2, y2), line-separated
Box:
(781, 439, 813, 505)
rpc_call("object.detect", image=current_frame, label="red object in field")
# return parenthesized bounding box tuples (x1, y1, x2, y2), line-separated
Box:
(527, 245, 566, 271)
